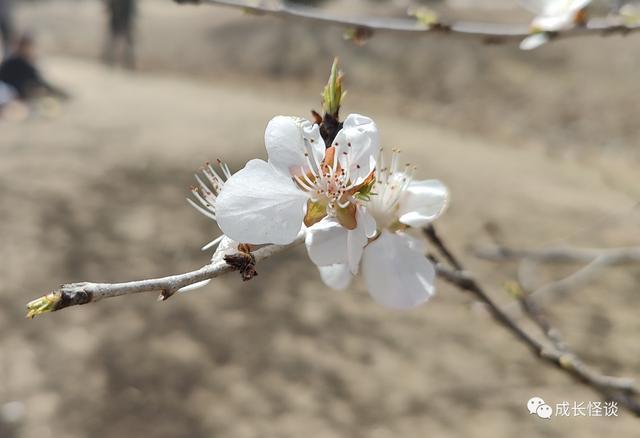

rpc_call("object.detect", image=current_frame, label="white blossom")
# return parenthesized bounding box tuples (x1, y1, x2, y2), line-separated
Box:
(520, 0, 591, 49)
(522, 0, 591, 30)
(215, 114, 379, 247)
(313, 149, 449, 309)
(191, 115, 450, 310)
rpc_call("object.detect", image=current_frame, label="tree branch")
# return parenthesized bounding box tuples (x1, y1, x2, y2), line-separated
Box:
(25, 221, 640, 414)
(427, 226, 640, 416)
(475, 243, 640, 306)
(475, 244, 640, 265)
(175, 0, 640, 45)
(25, 232, 305, 317)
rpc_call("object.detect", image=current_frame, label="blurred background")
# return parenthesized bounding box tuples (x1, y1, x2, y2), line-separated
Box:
(1, 0, 640, 437)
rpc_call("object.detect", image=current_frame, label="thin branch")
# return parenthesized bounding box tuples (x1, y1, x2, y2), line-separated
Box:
(427, 226, 640, 415)
(526, 255, 612, 300)
(175, 0, 640, 44)
(26, 232, 305, 317)
(475, 244, 640, 265)
(424, 225, 463, 271)
(25, 221, 640, 413)
(517, 289, 568, 352)
(476, 243, 640, 305)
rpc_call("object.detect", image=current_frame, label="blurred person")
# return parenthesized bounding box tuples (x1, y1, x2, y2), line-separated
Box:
(0, 0, 14, 59)
(102, 0, 137, 69)
(0, 78, 15, 109)
(0, 33, 68, 101)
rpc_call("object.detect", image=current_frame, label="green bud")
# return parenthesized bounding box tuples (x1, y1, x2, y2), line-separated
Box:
(504, 281, 524, 299)
(408, 7, 439, 28)
(26, 292, 61, 318)
(322, 58, 346, 117)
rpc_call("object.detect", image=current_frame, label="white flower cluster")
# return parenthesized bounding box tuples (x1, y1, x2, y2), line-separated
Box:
(520, 0, 592, 49)
(190, 114, 449, 309)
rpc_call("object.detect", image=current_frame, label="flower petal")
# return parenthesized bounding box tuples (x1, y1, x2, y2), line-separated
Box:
(519, 33, 550, 50)
(305, 217, 348, 266)
(398, 179, 449, 228)
(532, 12, 575, 30)
(318, 264, 353, 290)
(362, 231, 436, 309)
(358, 206, 378, 238)
(211, 236, 240, 263)
(265, 116, 325, 177)
(396, 231, 426, 253)
(569, 0, 591, 12)
(346, 206, 375, 274)
(332, 114, 379, 183)
(521, 0, 590, 16)
(177, 279, 211, 293)
(216, 159, 307, 245)
(305, 211, 370, 274)
(347, 224, 367, 275)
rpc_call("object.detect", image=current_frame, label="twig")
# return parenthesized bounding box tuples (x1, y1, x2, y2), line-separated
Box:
(427, 226, 640, 415)
(527, 255, 612, 301)
(475, 244, 640, 265)
(476, 243, 640, 305)
(24, 220, 640, 413)
(424, 225, 463, 271)
(25, 232, 305, 317)
(175, 0, 640, 45)
(507, 278, 569, 352)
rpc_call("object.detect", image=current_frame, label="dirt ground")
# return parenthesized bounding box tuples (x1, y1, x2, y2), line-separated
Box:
(1, 1, 639, 437)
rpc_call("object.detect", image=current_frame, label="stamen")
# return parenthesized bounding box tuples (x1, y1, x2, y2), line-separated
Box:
(304, 142, 322, 175)
(390, 149, 399, 175)
(187, 197, 217, 220)
(190, 160, 233, 221)
(191, 189, 214, 211)
(294, 174, 315, 192)
(300, 168, 316, 188)
(222, 162, 232, 179)
(201, 235, 225, 251)
(207, 163, 225, 186)
(195, 175, 216, 198)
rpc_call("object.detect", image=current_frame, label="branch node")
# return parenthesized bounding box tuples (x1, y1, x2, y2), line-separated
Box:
(158, 288, 178, 301)
(224, 244, 258, 281)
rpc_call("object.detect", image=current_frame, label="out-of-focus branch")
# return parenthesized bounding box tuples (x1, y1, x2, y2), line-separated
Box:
(174, 0, 640, 45)
(475, 243, 640, 305)
(25, 232, 305, 317)
(426, 225, 640, 416)
(513, 282, 568, 352)
(24, 220, 640, 413)
(475, 244, 640, 265)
